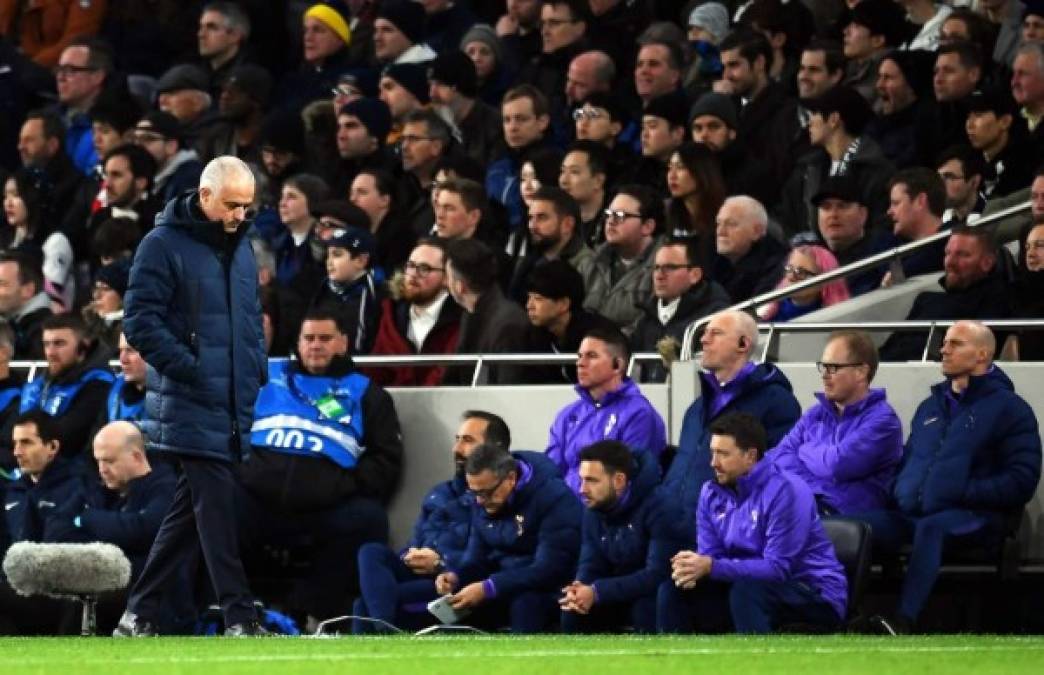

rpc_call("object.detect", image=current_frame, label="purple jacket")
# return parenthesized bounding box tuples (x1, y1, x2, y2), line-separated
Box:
(546, 378, 667, 495)
(698, 460, 848, 620)
(767, 388, 903, 514)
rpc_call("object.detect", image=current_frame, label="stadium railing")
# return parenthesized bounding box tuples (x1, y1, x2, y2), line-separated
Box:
(680, 199, 1033, 360)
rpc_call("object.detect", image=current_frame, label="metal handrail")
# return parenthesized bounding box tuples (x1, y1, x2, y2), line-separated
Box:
(9, 352, 667, 387)
(679, 199, 1032, 359)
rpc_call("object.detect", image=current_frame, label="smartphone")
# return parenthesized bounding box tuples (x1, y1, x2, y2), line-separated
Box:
(427, 595, 471, 624)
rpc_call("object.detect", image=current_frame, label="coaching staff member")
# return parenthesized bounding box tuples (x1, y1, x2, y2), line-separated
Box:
(114, 155, 268, 637)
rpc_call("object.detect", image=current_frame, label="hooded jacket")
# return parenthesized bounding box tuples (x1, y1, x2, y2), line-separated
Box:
(767, 388, 903, 514)
(577, 450, 690, 605)
(698, 458, 848, 621)
(893, 366, 1042, 516)
(453, 451, 583, 597)
(547, 379, 667, 495)
(123, 191, 267, 462)
(665, 362, 801, 519)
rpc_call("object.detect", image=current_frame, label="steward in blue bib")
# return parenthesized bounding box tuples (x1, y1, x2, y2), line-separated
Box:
(19, 332, 115, 459)
(0, 371, 25, 471)
(106, 374, 146, 423)
(242, 353, 404, 512)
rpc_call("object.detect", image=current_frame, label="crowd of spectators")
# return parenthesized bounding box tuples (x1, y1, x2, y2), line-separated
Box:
(0, 0, 1042, 637)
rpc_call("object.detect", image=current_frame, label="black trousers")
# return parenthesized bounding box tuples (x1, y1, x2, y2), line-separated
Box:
(127, 456, 256, 627)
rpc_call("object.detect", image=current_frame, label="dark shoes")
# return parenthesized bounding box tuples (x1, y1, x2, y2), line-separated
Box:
(113, 611, 157, 637)
(225, 621, 272, 637)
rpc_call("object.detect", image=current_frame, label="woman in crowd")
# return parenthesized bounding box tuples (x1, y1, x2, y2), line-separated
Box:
(758, 245, 851, 321)
(351, 168, 414, 275)
(461, 24, 513, 107)
(665, 143, 726, 269)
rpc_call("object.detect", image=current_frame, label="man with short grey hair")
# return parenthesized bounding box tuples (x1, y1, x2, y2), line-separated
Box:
(711, 196, 789, 304)
(115, 155, 268, 637)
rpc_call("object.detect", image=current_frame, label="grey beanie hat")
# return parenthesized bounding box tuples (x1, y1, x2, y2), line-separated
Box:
(688, 2, 730, 44)
(459, 23, 505, 67)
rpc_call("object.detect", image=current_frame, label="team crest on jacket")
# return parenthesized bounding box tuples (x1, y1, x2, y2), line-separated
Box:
(604, 413, 618, 436)
(515, 514, 525, 537)
(751, 510, 759, 524)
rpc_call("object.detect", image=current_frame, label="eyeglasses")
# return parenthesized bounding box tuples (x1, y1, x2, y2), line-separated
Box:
(405, 261, 444, 276)
(652, 263, 692, 274)
(399, 135, 432, 145)
(1026, 240, 1044, 251)
(938, 171, 966, 182)
(816, 362, 864, 375)
(468, 476, 506, 501)
(572, 108, 607, 121)
(783, 264, 817, 280)
(53, 64, 97, 77)
(603, 208, 642, 223)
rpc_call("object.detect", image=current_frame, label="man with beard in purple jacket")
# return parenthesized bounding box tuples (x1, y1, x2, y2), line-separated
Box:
(545, 325, 667, 497)
(657, 412, 848, 634)
(767, 330, 903, 515)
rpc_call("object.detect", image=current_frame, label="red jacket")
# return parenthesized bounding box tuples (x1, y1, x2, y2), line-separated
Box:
(0, 0, 108, 67)
(365, 296, 461, 387)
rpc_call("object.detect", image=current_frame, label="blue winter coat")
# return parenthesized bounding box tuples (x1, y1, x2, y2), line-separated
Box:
(894, 366, 1042, 516)
(546, 379, 667, 495)
(485, 156, 523, 230)
(408, 473, 473, 571)
(123, 191, 267, 461)
(453, 451, 583, 597)
(577, 450, 691, 605)
(767, 389, 903, 514)
(78, 465, 176, 579)
(699, 459, 848, 621)
(3, 458, 87, 545)
(665, 363, 801, 519)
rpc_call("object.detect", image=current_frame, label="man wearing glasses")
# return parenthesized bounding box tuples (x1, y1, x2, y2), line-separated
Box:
(352, 411, 509, 633)
(584, 184, 664, 330)
(368, 239, 462, 387)
(53, 37, 111, 175)
(767, 330, 903, 515)
(631, 238, 730, 382)
(435, 442, 582, 633)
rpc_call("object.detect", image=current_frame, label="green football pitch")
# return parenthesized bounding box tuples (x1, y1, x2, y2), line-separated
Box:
(0, 635, 1041, 674)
